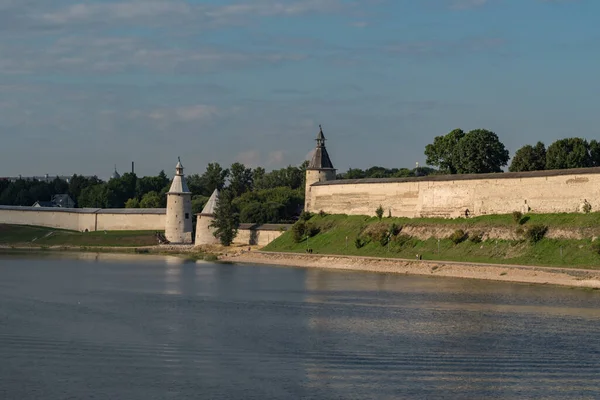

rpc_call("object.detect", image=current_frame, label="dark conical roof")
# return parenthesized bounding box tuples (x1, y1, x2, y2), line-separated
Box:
(308, 125, 335, 170)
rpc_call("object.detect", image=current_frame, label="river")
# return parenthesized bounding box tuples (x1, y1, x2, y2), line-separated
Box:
(1, 252, 600, 399)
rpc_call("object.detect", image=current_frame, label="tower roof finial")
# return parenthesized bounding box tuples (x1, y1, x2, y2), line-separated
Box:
(309, 124, 334, 170)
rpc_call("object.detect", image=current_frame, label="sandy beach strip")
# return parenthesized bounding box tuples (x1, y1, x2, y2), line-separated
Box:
(222, 251, 600, 288)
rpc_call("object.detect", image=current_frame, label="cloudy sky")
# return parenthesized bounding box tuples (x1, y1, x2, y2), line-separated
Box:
(0, 0, 598, 178)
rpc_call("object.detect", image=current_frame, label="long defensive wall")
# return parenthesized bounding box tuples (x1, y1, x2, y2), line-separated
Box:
(306, 167, 600, 218)
(0, 206, 166, 231)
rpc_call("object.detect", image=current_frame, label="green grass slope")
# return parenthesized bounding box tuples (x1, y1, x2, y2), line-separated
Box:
(263, 214, 600, 268)
(0, 224, 159, 247)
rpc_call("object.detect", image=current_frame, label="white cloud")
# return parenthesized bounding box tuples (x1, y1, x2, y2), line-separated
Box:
(236, 150, 261, 167)
(267, 150, 286, 166)
(176, 105, 219, 121)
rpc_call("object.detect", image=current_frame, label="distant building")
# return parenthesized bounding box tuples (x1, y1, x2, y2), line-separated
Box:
(31, 194, 75, 209)
(32, 201, 56, 208)
(52, 194, 75, 208)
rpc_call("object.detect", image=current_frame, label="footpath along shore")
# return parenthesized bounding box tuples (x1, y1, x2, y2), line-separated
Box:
(222, 251, 600, 288)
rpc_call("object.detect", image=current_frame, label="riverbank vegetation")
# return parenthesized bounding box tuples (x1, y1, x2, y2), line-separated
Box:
(0, 224, 159, 247)
(263, 213, 600, 268)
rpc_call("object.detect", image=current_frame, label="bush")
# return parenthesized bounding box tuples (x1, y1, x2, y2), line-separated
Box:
(376, 205, 384, 220)
(292, 221, 320, 243)
(306, 223, 320, 238)
(363, 223, 389, 243)
(583, 202, 592, 214)
(525, 224, 548, 244)
(449, 229, 467, 245)
(298, 211, 313, 222)
(592, 242, 600, 255)
(469, 230, 483, 243)
(292, 221, 306, 243)
(512, 211, 523, 224)
(389, 223, 401, 237)
(355, 237, 366, 249)
(319, 210, 327, 217)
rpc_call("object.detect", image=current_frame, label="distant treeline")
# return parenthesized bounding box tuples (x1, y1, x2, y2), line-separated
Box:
(425, 129, 600, 174)
(2, 132, 599, 223)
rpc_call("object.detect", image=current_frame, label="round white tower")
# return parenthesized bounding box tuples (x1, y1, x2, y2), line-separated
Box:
(305, 125, 336, 212)
(165, 158, 193, 244)
(194, 189, 220, 246)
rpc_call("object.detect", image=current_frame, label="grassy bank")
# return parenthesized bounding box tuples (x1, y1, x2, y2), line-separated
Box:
(0, 224, 160, 247)
(263, 214, 600, 268)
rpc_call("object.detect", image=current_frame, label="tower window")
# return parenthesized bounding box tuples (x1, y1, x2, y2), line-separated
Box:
(185, 213, 189, 219)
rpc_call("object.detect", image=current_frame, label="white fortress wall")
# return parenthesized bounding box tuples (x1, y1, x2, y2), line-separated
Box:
(0, 206, 166, 231)
(308, 168, 600, 218)
(233, 224, 290, 246)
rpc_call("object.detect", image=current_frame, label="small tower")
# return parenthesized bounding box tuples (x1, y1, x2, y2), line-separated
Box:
(165, 158, 193, 244)
(305, 125, 336, 212)
(195, 189, 220, 246)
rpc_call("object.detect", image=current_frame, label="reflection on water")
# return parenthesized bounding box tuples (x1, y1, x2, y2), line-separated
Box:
(1, 253, 600, 399)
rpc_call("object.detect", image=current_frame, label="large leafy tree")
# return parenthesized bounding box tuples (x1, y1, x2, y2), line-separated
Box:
(78, 184, 110, 208)
(546, 138, 592, 170)
(210, 189, 239, 246)
(229, 162, 253, 197)
(509, 142, 547, 172)
(139, 191, 162, 208)
(454, 129, 510, 174)
(424, 128, 465, 174)
(199, 163, 229, 196)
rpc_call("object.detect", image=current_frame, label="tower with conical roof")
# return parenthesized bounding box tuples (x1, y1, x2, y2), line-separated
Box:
(165, 158, 193, 244)
(194, 189, 220, 246)
(305, 125, 336, 212)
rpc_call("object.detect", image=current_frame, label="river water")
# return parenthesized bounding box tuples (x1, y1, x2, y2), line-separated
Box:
(1, 252, 600, 399)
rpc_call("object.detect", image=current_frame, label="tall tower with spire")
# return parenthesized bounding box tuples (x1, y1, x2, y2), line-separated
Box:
(305, 125, 336, 212)
(165, 158, 193, 244)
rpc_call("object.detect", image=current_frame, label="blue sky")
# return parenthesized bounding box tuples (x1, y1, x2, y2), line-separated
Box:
(0, 0, 598, 178)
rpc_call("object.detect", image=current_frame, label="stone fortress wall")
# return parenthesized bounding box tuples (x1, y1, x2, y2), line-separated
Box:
(306, 167, 600, 218)
(0, 206, 166, 232)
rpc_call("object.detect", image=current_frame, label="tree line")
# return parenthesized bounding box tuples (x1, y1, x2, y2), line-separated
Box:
(0, 162, 308, 225)
(424, 128, 600, 174)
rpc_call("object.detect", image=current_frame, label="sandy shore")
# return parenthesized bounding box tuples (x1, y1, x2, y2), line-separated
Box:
(223, 251, 600, 288)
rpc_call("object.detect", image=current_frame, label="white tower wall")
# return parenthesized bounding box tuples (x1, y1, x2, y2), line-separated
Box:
(305, 169, 336, 212)
(194, 189, 220, 246)
(165, 160, 193, 244)
(166, 194, 193, 243)
(195, 215, 219, 245)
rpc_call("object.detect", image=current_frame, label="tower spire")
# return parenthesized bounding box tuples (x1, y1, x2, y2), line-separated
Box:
(309, 124, 334, 170)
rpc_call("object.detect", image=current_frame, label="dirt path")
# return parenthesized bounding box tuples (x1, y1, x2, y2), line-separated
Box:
(222, 251, 600, 288)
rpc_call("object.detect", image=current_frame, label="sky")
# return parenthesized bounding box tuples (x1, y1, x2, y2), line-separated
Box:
(0, 0, 599, 179)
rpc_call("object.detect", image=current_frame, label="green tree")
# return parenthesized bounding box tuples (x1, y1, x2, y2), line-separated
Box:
(546, 138, 592, 170)
(186, 174, 205, 197)
(454, 129, 509, 174)
(509, 141, 546, 172)
(136, 171, 170, 199)
(229, 162, 253, 197)
(200, 163, 229, 196)
(424, 128, 465, 174)
(210, 189, 239, 246)
(125, 198, 140, 208)
(590, 140, 600, 167)
(140, 191, 162, 208)
(69, 175, 101, 205)
(78, 184, 109, 208)
(107, 172, 137, 207)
